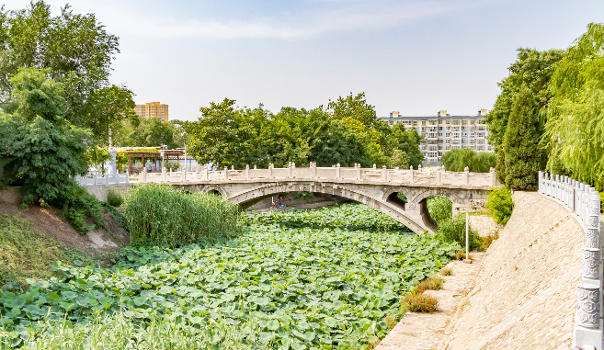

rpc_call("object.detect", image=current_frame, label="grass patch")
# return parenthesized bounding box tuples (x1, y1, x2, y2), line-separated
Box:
(480, 230, 500, 250)
(0, 214, 69, 289)
(440, 267, 452, 276)
(436, 215, 482, 251)
(455, 250, 473, 260)
(417, 276, 444, 293)
(402, 292, 438, 313)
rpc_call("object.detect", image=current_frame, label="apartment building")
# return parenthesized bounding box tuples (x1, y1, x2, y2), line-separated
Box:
(134, 102, 169, 122)
(381, 109, 493, 165)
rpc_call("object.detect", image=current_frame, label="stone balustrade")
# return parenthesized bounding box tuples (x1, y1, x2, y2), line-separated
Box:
(76, 171, 130, 186)
(538, 171, 603, 350)
(132, 163, 499, 189)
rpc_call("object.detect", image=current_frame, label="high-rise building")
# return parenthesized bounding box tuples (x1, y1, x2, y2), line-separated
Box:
(134, 102, 169, 122)
(380, 109, 493, 165)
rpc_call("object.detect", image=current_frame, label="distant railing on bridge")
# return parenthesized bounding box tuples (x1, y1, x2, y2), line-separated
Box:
(538, 171, 603, 350)
(76, 171, 130, 186)
(131, 162, 499, 188)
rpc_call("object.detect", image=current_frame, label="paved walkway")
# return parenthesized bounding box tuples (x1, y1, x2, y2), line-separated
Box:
(375, 253, 485, 350)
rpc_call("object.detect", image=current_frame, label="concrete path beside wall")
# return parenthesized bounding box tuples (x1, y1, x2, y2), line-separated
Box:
(377, 191, 584, 350)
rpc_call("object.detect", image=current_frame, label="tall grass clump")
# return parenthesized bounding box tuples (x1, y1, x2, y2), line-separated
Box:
(123, 184, 240, 247)
(485, 187, 514, 225)
(436, 215, 482, 251)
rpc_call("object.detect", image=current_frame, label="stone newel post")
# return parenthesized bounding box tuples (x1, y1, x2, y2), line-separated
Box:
(245, 164, 250, 180)
(311, 162, 317, 178)
(224, 166, 228, 180)
(336, 163, 341, 180)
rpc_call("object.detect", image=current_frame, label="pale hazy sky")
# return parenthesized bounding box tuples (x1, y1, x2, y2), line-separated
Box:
(4, 0, 603, 120)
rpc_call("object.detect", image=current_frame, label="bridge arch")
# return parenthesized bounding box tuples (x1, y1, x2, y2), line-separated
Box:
(222, 182, 431, 233)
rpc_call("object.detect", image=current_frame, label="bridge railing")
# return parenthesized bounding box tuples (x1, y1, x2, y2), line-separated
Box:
(538, 171, 603, 350)
(76, 171, 129, 186)
(131, 163, 499, 188)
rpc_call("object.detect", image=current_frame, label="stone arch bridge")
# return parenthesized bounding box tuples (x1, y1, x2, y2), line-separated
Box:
(131, 163, 500, 233)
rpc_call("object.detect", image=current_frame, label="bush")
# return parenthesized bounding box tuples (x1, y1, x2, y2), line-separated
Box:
(123, 184, 240, 247)
(417, 276, 444, 293)
(437, 215, 482, 251)
(440, 267, 452, 276)
(485, 187, 514, 225)
(61, 185, 106, 234)
(480, 230, 499, 250)
(427, 196, 452, 223)
(165, 161, 180, 171)
(106, 190, 123, 207)
(402, 292, 438, 312)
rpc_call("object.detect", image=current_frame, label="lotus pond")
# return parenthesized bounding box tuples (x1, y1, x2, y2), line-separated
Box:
(0, 203, 459, 349)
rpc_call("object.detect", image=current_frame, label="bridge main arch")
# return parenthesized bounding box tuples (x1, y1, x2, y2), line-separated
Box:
(220, 181, 432, 233)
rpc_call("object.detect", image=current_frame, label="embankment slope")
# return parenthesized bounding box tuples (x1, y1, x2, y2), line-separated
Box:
(443, 191, 583, 349)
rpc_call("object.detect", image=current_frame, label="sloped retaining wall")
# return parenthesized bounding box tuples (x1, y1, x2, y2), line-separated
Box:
(539, 172, 603, 350)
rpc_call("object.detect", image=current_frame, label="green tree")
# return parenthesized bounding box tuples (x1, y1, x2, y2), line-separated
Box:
(327, 92, 377, 127)
(502, 85, 544, 190)
(383, 123, 423, 168)
(185, 98, 257, 168)
(544, 23, 604, 189)
(125, 117, 182, 149)
(0, 1, 131, 144)
(441, 148, 495, 173)
(485, 48, 564, 181)
(0, 68, 90, 204)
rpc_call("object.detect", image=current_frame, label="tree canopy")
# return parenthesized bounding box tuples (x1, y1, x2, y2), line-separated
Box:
(485, 48, 564, 181)
(0, 1, 133, 144)
(544, 23, 604, 190)
(184, 94, 423, 169)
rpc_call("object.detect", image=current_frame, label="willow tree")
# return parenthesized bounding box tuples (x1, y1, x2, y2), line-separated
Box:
(544, 23, 604, 190)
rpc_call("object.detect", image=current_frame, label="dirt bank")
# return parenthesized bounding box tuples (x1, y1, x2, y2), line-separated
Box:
(0, 187, 127, 254)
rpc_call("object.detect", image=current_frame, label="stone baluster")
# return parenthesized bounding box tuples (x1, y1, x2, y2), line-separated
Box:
(490, 167, 497, 187)
(538, 171, 543, 194)
(464, 166, 470, 186)
(409, 165, 414, 184)
(336, 163, 341, 180)
(382, 165, 387, 182)
(357, 163, 362, 181)
(418, 164, 422, 173)
(311, 162, 317, 178)
(224, 166, 228, 180)
(288, 162, 294, 178)
(437, 168, 442, 185)
(204, 165, 209, 181)
(245, 164, 250, 180)
(373, 164, 376, 169)
(269, 163, 274, 178)
(142, 168, 147, 183)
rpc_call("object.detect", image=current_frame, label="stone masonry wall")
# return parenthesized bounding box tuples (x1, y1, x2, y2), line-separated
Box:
(442, 191, 583, 349)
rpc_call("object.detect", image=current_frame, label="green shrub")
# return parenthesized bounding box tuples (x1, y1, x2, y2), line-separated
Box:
(427, 196, 452, 223)
(437, 215, 482, 251)
(123, 184, 240, 247)
(60, 185, 105, 234)
(402, 292, 438, 312)
(485, 187, 514, 225)
(440, 267, 452, 276)
(106, 190, 123, 207)
(165, 161, 180, 171)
